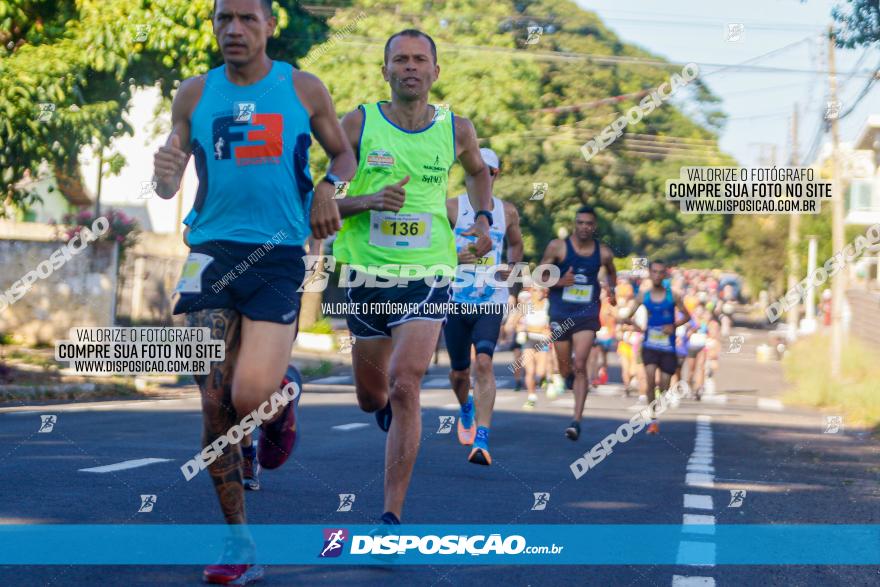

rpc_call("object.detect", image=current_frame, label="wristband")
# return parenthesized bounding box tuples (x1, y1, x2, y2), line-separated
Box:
(474, 210, 494, 226)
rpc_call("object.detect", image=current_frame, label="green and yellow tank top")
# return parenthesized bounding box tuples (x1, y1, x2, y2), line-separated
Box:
(333, 101, 456, 277)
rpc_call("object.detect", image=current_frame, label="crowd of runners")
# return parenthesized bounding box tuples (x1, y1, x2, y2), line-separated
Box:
(502, 267, 734, 408)
(152, 3, 738, 582)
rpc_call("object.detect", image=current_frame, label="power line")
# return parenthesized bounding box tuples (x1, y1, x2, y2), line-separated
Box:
(302, 4, 825, 33)
(336, 36, 878, 78)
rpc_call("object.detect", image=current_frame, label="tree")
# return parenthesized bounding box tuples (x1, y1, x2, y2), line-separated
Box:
(301, 0, 732, 266)
(0, 0, 323, 215)
(831, 0, 880, 48)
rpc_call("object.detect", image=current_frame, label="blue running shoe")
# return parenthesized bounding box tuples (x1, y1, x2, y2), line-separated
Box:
(468, 426, 491, 466)
(375, 400, 392, 432)
(457, 395, 475, 445)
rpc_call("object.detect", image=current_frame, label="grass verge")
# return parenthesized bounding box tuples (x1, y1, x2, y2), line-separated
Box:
(782, 334, 880, 435)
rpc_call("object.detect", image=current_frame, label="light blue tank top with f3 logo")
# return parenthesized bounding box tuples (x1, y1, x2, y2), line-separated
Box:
(184, 60, 313, 247)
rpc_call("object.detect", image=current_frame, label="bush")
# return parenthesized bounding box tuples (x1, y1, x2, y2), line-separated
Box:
(60, 207, 140, 259)
(302, 318, 333, 334)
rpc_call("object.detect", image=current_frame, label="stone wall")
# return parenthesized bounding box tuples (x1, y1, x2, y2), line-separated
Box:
(0, 220, 117, 344)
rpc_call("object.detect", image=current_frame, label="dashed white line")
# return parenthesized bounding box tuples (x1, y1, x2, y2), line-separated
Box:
(685, 472, 715, 488)
(676, 541, 716, 566)
(79, 458, 172, 473)
(686, 464, 715, 474)
(672, 576, 715, 586)
(683, 494, 714, 510)
(682, 513, 716, 535)
(332, 423, 369, 431)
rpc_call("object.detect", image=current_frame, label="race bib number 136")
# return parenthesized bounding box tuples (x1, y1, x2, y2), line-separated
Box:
(370, 211, 431, 248)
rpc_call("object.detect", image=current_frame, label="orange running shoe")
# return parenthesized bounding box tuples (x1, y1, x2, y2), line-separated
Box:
(457, 395, 476, 445)
(647, 422, 659, 435)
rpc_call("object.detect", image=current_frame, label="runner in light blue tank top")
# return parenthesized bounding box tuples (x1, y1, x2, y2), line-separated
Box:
(150, 3, 356, 582)
(184, 60, 314, 247)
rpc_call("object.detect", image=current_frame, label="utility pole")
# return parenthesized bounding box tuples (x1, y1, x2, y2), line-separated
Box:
(94, 145, 103, 218)
(828, 25, 846, 378)
(787, 104, 801, 336)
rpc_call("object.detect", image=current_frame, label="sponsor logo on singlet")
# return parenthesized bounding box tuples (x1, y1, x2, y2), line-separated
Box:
(422, 154, 446, 172)
(212, 113, 284, 167)
(366, 149, 395, 168)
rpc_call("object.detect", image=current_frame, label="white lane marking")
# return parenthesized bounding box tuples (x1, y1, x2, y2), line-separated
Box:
(688, 457, 713, 466)
(686, 464, 715, 474)
(442, 403, 461, 410)
(683, 494, 713, 510)
(79, 458, 172, 473)
(690, 451, 713, 459)
(682, 514, 716, 535)
(696, 415, 712, 423)
(686, 473, 714, 488)
(332, 423, 369, 431)
(309, 375, 353, 385)
(676, 541, 716, 566)
(757, 398, 784, 411)
(672, 576, 715, 586)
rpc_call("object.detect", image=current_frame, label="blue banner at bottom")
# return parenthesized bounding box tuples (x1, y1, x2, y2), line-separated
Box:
(0, 525, 877, 565)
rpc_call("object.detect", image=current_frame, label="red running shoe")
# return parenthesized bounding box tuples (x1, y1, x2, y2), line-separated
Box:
(257, 364, 302, 470)
(203, 563, 264, 585)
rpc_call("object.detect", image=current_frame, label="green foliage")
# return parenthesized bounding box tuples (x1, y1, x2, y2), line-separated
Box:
(0, 0, 323, 214)
(304, 0, 733, 265)
(831, 0, 880, 48)
(302, 317, 333, 334)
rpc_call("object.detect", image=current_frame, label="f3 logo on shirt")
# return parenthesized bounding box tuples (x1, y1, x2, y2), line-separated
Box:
(212, 114, 284, 165)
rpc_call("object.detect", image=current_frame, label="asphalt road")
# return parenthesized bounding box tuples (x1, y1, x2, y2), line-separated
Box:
(1, 325, 878, 586)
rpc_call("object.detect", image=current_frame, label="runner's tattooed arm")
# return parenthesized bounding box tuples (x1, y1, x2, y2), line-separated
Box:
(187, 308, 245, 525)
(454, 115, 493, 256)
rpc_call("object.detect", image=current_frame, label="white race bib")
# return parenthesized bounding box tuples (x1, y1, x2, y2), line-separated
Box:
(175, 253, 214, 294)
(369, 211, 431, 249)
(647, 327, 669, 346)
(562, 284, 593, 304)
(690, 332, 707, 347)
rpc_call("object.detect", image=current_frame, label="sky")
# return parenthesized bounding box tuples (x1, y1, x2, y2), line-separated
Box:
(81, 0, 879, 233)
(578, 0, 879, 167)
